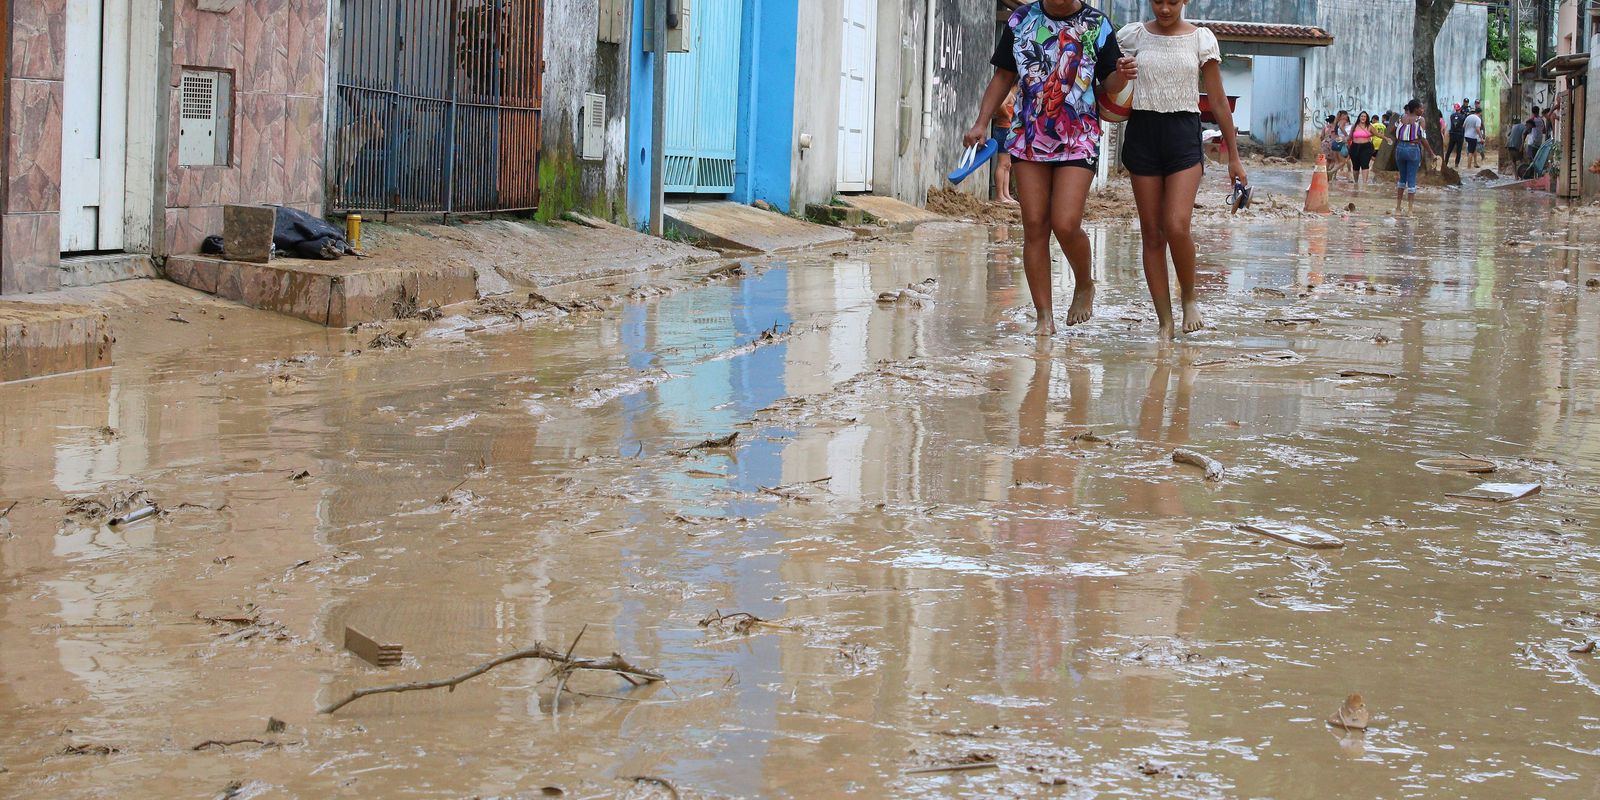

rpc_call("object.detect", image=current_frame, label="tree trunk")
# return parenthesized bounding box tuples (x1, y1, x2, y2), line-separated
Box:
(1412, 0, 1456, 155)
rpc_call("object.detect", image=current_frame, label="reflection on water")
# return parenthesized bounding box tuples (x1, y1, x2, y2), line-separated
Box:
(3, 176, 1600, 797)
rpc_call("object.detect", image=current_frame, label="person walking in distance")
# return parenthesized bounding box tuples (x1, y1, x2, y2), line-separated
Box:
(1392, 99, 1436, 215)
(967, 0, 1134, 336)
(1445, 103, 1467, 169)
(1462, 104, 1483, 170)
(1347, 112, 1375, 190)
(993, 87, 1020, 205)
(1117, 0, 1247, 339)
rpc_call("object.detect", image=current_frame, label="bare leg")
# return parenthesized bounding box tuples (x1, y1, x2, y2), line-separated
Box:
(1130, 173, 1174, 340)
(1393, 182, 1404, 214)
(995, 153, 1016, 204)
(1013, 161, 1057, 336)
(1160, 163, 1206, 334)
(1049, 165, 1096, 326)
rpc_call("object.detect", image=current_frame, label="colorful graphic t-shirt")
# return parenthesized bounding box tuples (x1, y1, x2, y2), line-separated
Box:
(990, 2, 1123, 164)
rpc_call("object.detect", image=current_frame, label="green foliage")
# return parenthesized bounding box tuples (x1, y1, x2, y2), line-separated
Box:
(1486, 13, 1539, 69)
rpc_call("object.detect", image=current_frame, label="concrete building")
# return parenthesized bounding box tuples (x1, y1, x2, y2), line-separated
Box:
(1, 0, 328, 296)
(789, 0, 1020, 211)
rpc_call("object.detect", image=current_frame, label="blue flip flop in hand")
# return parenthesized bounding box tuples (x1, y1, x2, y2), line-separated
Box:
(948, 138, 1001, 185)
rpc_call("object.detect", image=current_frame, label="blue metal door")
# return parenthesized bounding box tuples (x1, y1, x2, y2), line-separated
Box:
(664, 0, 743, 193)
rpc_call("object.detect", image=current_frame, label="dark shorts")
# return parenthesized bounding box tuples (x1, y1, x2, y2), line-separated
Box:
(992, 124, 1010, 144)
(1349, 141, 1375, 170)
(1122, 110, 1203, 177)
(1466, 138, 1480, 153)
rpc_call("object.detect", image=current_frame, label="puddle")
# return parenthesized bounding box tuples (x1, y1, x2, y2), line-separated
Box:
(3, 170, 1600, 797)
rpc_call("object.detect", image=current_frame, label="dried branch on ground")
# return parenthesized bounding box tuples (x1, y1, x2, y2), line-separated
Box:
(320, 627, 663, 714)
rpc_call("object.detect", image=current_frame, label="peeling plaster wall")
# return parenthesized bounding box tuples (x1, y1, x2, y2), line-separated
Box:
(540, 0, 630, 223)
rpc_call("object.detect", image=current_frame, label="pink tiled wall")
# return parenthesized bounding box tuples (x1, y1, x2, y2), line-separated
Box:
(2, 0, 66, 294)
(164, 0, 327, 256)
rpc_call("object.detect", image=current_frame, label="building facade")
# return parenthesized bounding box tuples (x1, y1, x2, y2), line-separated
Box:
(1, 0, 328, 295)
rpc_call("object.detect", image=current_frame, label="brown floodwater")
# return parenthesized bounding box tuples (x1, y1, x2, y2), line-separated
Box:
(4, 172, 1600, 799)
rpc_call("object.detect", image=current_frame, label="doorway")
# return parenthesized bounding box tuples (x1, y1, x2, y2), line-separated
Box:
(664, 0, 743, 194)
(61, 0, 132, 253)
(835, 0, 877, 192)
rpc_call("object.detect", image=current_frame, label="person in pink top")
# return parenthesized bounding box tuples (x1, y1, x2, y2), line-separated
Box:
(1347, 111, 1375, 190)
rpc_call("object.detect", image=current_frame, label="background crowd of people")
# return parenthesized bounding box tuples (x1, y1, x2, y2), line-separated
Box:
(1319, 98, 1559, 186)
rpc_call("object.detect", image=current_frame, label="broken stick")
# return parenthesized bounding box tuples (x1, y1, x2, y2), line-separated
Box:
(1172, 448, 1225, 481)
(320, 636, 664, 714)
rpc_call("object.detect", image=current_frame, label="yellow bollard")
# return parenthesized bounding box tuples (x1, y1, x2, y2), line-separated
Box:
(345, 213, 362, 251)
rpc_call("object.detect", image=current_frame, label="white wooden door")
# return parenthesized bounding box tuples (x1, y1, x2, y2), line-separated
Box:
(836, 0, 877, 192)
(61, 0, 130, 253)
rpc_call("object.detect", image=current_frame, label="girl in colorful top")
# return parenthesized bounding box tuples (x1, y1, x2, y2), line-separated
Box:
(966, 0, 1134, 336)
(1117, 0, 1246, 339)
(1391, 98, 1436, 216)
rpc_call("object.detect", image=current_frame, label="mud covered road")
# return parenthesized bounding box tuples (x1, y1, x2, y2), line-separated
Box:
(4, 173, 1600, 798)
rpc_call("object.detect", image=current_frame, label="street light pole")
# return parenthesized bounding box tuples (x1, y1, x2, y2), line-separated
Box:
(651, 0, 667, 237)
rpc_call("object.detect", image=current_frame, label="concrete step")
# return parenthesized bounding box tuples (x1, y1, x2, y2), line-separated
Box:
(0, 296, 113, 383)
(165, 255, 476, 327)
(834, 195, 946, 230)
(60, 253, 160, 287)
(664, 201, 853, 253)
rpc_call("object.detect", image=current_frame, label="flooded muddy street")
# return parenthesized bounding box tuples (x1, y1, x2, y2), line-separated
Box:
(5, 174, 1600, 798)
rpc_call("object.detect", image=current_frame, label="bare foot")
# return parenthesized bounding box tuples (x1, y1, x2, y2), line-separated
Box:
(1066, 282, 1095, 326)
(1182, 300, 1206, 333)
(1031, 318, 1057, 337)
(1157, 318, 1176, 341)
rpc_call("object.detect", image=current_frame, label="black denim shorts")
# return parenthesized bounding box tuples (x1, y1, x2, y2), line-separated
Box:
(1122, 110, 1203, 177)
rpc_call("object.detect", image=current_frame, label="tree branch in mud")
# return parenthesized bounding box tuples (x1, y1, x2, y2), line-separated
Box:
(319, 627, 664, 714)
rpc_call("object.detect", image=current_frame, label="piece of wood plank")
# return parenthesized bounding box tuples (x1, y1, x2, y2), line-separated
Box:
(344, 626, 403, 667)
(1236, 522, 1345, 550)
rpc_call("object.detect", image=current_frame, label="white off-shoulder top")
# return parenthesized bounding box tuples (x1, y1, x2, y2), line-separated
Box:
(1116, 23, 1221, 114)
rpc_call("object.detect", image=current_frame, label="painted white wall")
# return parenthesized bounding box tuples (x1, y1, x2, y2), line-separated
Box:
(1220, 55, 1252, 133)
(791, 0, 849, 208)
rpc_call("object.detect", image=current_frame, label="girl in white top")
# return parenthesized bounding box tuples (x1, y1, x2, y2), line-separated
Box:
(1117, 0, 1246, 339)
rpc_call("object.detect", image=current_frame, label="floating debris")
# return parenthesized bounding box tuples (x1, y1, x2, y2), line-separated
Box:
(1415, 456, 1497, 474)
(1446, 482, 1542, 503)
(1327, 693, 1370, 730)
(1172, 448, 1225, 481)
(367, 330, 411, 350)
(1339, 369, 1397, 379)
(1237, 521, 1345, 550)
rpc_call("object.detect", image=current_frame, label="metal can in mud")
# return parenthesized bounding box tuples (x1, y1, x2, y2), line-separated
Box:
(346, 213, 362, 251)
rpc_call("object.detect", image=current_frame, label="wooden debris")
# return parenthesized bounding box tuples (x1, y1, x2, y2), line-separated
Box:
(320, 628, 663, 714)
(59, 744, 119, 756)
(1267, 316, 1321, 327)
(674, 432, 738, 455)
(1251, 287, 1288, 298)
(1339, 369, 1398, 379)
(1172, 448, 1225, 481)
(344, 626, 403, 667)
(905, 753, 999, 775)
(699, 609, 789, 635)
(1446, 482, 1542, 503)
(1570, 640, 1597, 655)
(1237, 521, 1345, 550)
(192, 738, 273, 751)
(1415, 456, 1497, 474)
(1326, 693, 1370, 730)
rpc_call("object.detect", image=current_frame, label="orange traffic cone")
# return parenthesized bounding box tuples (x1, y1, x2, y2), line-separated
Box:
(1304, 153, 1331, 213)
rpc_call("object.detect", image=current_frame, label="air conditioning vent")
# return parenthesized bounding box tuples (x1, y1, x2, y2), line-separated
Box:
(582, 93, 606, 161)
(179, 70, 233, 166)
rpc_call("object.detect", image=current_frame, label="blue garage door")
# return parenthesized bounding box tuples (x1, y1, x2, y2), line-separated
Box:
(664, 0, 743, 193)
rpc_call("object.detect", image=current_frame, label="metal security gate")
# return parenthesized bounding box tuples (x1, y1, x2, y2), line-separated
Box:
(664, 0, 743, 193)
(332, 0, 542, 213)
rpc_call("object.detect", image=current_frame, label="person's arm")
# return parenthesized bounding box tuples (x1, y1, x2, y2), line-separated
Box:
(1199, 59, 1245, 186)
(965, 71, 1018, 148)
